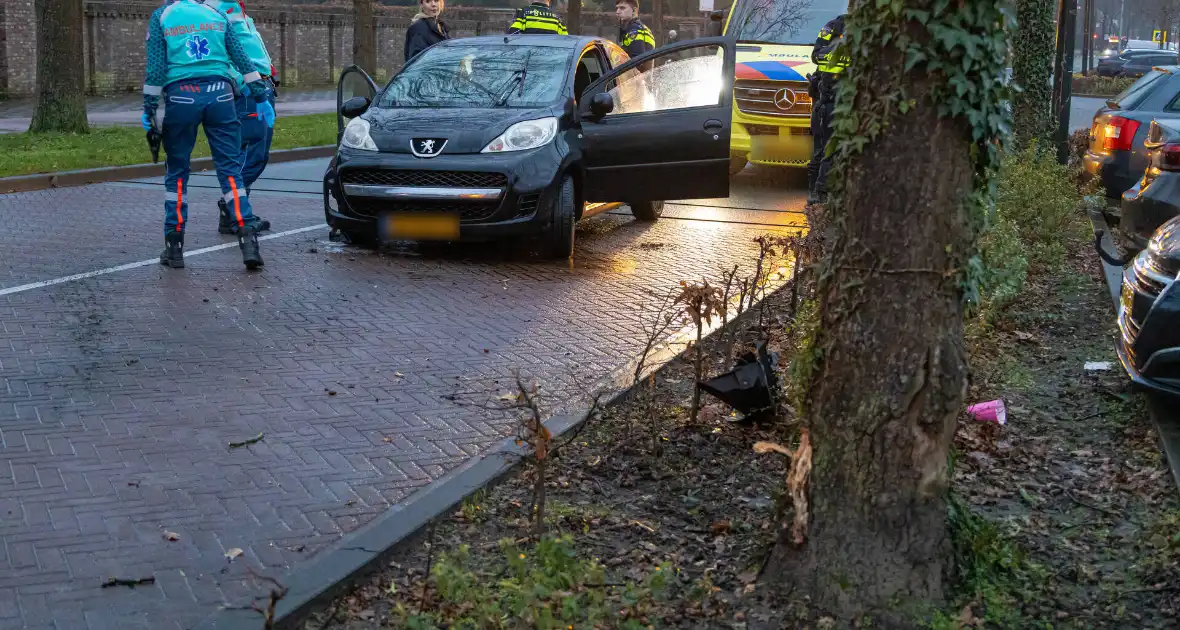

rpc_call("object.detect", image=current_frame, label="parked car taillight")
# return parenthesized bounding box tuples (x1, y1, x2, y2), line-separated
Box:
(1104, 116, 1142, 151)
(1157, 144, 1180, 171)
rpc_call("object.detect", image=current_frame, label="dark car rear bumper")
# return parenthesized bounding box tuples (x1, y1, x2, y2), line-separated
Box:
(1085, 149, 1142, 199)
(323, 144, 570, 242)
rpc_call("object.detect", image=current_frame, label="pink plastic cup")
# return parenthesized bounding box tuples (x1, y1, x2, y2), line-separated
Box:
(967, 399, 1007, 425)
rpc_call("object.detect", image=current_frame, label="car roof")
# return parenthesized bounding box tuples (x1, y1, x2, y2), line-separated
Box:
(432, 34, 605, 50)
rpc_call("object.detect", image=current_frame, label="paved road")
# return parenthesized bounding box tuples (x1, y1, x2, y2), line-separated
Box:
(0, 90, 335, 134)
(1072, 95, 1107, 132)
(0, 159, 804, 628)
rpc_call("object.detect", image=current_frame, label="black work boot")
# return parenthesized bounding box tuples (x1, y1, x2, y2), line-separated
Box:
(159, 231, 185, 269)
(238, 224, 264, 270)
(219, 199, 271, 235)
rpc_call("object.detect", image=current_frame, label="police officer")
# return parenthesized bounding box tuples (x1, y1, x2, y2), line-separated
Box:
(614, 0, 655, 57)
(506, 0, 568, 35)
(807, 13, 849, 206)
(203, 0, 275, 236)
(143, 0, 275, 270)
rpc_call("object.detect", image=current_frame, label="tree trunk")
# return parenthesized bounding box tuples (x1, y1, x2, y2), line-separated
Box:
(28, 0, 88, 134)
(352, 0, 378, 77)
(1012, 0, 1055, 149)
(761, 2, 994, 624)
(652, 0, 665, 46)
(567, 0, 582, 35)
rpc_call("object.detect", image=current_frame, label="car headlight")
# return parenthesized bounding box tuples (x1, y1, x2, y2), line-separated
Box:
(341, 117, 378, 151)
(482, 117, 559, 153)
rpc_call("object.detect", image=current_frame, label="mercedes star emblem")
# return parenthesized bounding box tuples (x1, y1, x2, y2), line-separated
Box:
(774, 88, 797, 111)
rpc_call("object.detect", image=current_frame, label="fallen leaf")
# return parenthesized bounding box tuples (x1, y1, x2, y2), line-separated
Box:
(383, 437, 392, 443)
(163, 532, 180, 542)
(225, 548, 243, 561)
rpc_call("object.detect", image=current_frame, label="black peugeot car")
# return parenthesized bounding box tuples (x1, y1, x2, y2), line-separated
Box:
(323, 34, 737, 258)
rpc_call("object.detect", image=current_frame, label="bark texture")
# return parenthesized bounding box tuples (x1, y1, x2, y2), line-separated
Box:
(352, 0, 378, 77)
(567, 0, 582, 35)
(29, 0, 88, 134)
(1011, 0, 1055, 148)
(764, 29, 976, 627)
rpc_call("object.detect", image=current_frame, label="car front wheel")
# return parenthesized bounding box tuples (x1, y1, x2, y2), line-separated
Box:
(546, 176, 576, 259)
(629, 200, 664, 221)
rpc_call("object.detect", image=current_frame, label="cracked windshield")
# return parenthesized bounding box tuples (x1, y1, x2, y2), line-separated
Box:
(379, 45, 570, 108)
(6, 0, 1178, 627)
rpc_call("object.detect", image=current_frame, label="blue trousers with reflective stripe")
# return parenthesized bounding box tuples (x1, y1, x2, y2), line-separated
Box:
(236, 91, 275, 191)
(161, 77, 258, 235)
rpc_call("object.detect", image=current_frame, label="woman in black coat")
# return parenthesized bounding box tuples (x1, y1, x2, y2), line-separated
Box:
(404, 0, 450, 62)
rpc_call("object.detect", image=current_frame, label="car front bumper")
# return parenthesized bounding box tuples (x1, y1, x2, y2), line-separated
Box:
(323, 144, 567, 242)
(1117, 249, 1180, 399)
(730, 110, 813, 168)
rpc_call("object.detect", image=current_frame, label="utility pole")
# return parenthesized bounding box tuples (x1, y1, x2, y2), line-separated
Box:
(1052, 0, 1077, 163)
(1082, 0, 1092, 73)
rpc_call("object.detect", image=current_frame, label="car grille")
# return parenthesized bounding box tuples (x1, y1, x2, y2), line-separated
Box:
(341, 169, 508, 189)
(734, 80, 812, 118)
(345, 199, 500, 223)
(1119, 250, 1176, 365)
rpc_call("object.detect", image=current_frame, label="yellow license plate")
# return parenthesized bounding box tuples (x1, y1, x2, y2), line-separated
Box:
(383, 213, 460, 241)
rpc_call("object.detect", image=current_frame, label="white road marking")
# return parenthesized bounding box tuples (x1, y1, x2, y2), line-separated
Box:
(0, 224, 327, 298)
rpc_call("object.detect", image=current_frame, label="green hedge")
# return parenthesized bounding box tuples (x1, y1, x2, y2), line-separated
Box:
(977, 145, 1087, 321)
(1071, 74, 1137, 97)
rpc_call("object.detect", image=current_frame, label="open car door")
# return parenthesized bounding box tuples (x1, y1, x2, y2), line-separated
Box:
(577, 37, 736, 203)
(337, 65, 379, 143)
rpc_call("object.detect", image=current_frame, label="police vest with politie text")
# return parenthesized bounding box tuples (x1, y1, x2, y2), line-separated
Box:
(507, 2, 568, 34)
(809, 14, 850, 100)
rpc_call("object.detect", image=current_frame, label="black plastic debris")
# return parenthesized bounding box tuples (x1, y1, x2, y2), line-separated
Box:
(699, 340, 780, 424)
(146, 128, 162, 164)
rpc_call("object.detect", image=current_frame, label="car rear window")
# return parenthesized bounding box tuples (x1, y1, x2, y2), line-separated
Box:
(1109, 69, 1169, 110)
(379, 44, 571, 109)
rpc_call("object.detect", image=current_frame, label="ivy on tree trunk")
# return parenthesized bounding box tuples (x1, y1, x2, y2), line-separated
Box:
(761, 0, 1011, 623)
(29, 0, 88, 134)
(1012, 0, 1055, 148)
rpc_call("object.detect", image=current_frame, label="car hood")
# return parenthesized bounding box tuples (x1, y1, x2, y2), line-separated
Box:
(362, 106, 558, 155)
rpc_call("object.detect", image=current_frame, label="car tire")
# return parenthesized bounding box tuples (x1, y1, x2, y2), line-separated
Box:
(629, 200, 664, 221)
(729, 155, 748, 176)
(546, 176, 576, 259)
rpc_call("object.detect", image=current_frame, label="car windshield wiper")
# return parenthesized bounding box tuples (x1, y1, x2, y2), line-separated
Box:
(495, 50, 532, 107)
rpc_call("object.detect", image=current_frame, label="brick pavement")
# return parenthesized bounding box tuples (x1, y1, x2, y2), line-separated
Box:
(0, 181, 801, 629)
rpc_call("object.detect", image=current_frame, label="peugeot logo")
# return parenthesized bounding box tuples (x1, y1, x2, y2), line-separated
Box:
(774, 88, 797, 111)
(410, 138, 447, 158)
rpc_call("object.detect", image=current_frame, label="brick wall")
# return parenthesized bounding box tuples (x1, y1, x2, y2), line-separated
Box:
(0, 1, 706, 97)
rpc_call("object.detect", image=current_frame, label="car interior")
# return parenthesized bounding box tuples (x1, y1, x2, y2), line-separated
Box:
(574, 48, 606, 103)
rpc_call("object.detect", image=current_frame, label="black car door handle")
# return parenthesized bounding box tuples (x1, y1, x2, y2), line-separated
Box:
(704, 119, 723, 132)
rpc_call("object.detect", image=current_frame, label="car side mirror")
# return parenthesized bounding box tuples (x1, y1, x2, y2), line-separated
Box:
(341, 96, 371, 118)
(590, 93, 614, 118)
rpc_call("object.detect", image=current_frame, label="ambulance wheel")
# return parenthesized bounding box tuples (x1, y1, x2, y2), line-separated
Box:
(629, 200, 664, 221)
(729, 155, 748, 176)
(545, 176, 576, 259)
